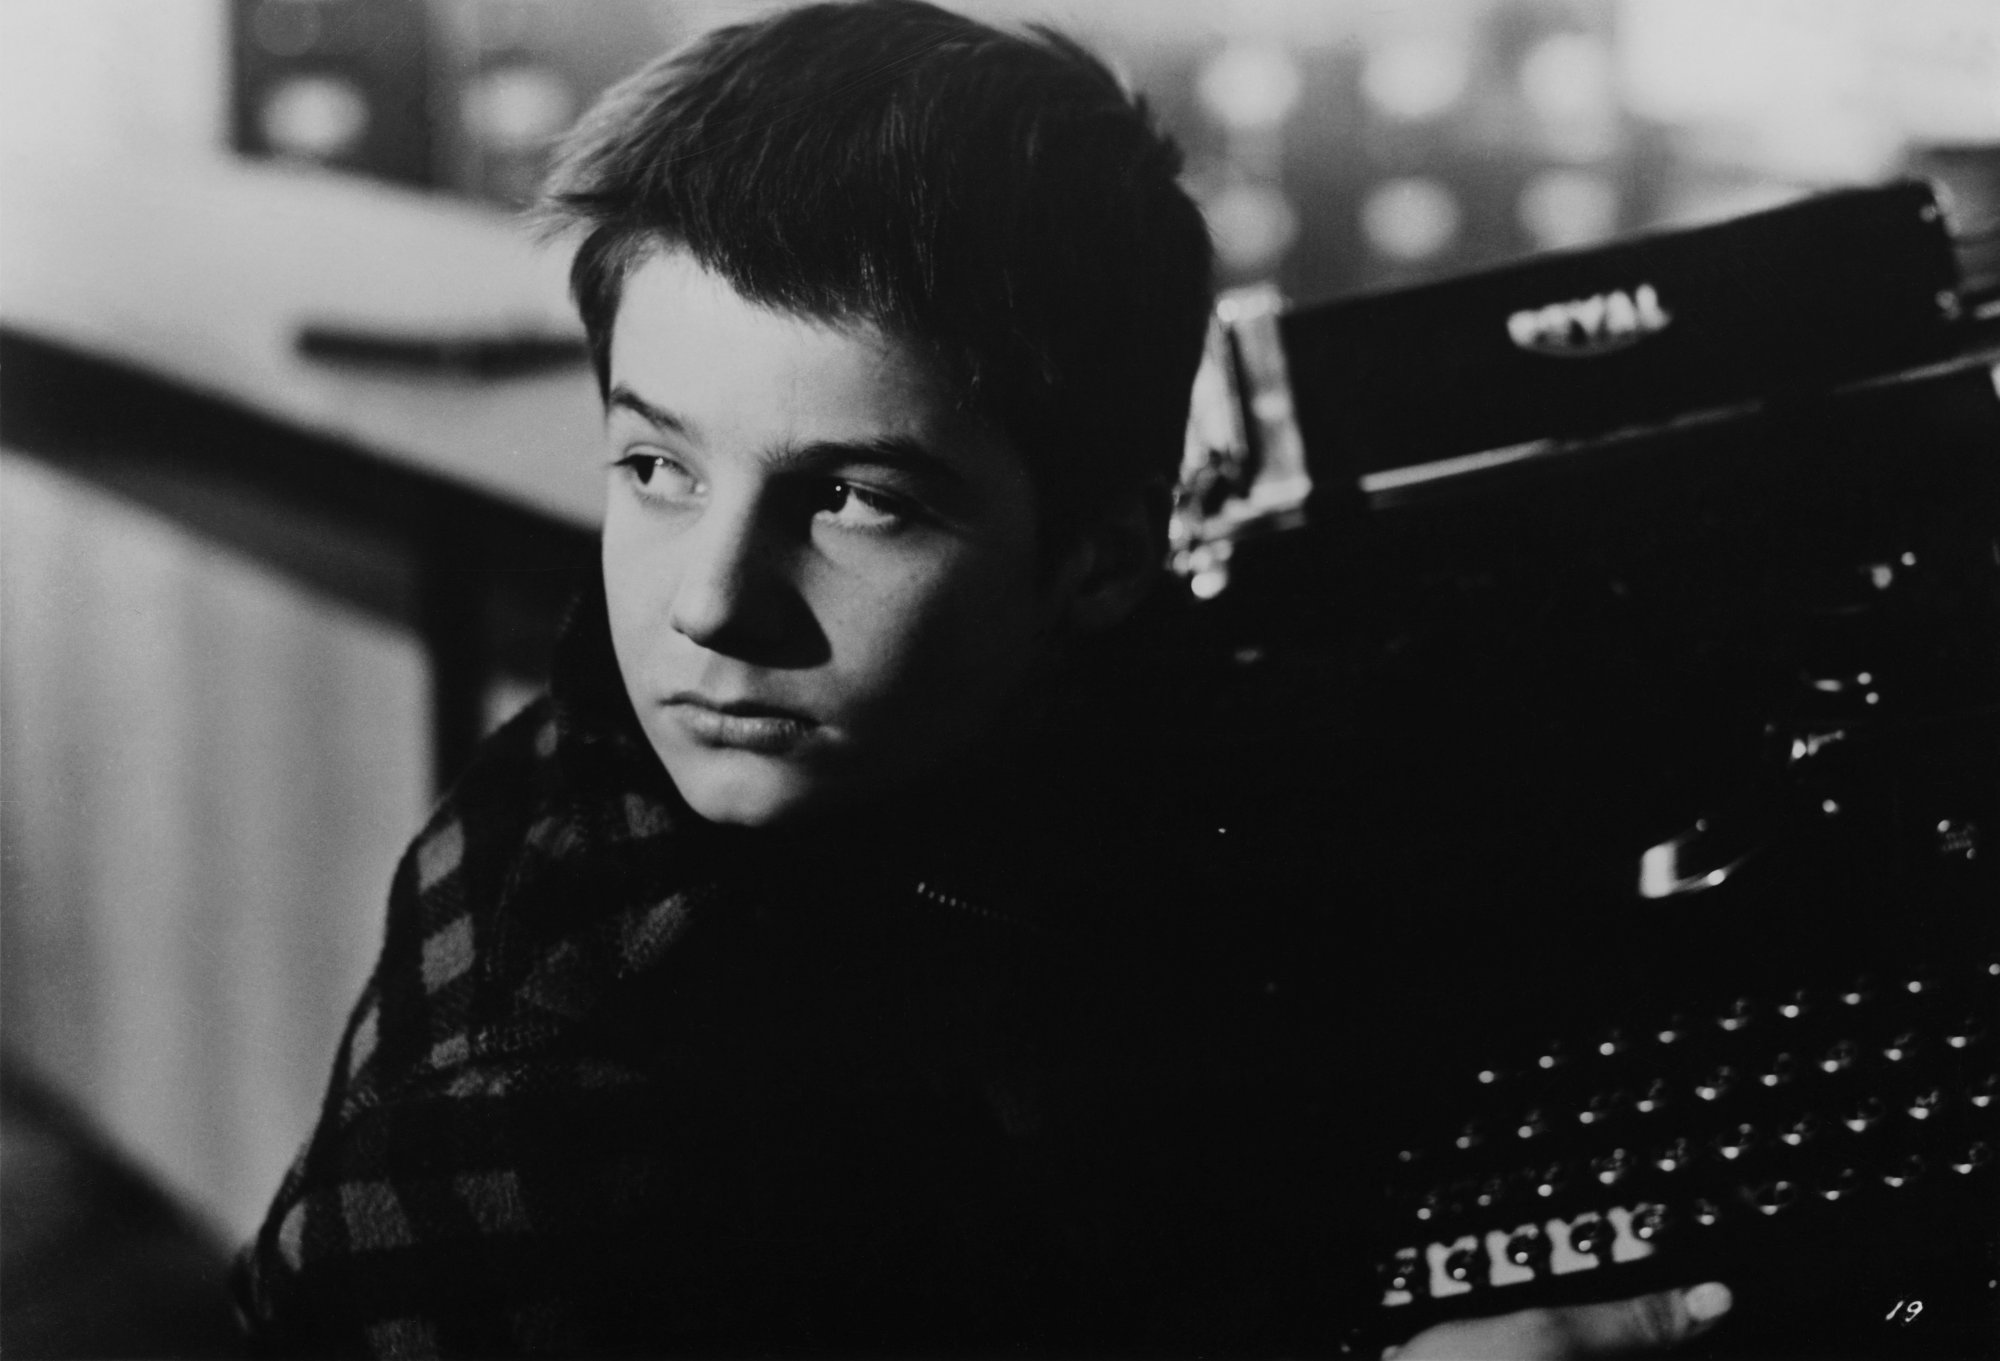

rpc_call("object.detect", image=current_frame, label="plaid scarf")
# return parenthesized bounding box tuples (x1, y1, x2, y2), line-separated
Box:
(233, 581, 1366, 1357)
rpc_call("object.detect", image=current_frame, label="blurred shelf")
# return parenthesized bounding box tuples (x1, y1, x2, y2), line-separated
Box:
(0, 152, 604, 528)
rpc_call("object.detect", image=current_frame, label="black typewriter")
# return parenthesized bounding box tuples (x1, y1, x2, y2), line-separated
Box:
(1182, 184, 2000, 1357)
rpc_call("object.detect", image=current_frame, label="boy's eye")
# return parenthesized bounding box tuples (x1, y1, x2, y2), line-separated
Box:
(811, 479, 910, 532)
(615, 453, 702, 502)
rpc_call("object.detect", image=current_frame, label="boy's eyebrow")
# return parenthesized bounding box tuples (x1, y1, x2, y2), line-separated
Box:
(607, 384, 696, 438)
(776, 436, 967, 490)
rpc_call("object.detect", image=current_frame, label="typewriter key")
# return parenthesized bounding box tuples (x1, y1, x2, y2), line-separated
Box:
(1591, 1148, 1636, 1185)
(1779, 1112, 1822, 1147)
(1949, 1141, 1992, 1175)
(1444, 1244, 1484, 1286)
(1381, 1248, 1424, 1295)
(1652, 1137, 1696, 1174)
(1568, 1214, 1612, 1258)
(1906, 1087, 1948, 1121)
(1579, 1089, 1628, 1126)
(1844, 1096, 1887, 1133)
(1751, 1179, 1799, 1215)
(1630, 1203, 1671, 1242)
(1713, 1122, 1759, 1161)
(1945, 1014, 1988, 1050)
(1881, 1154, 1927, 1189)
(1694, 1065, 1738, 1101)
(1506, 1224, 1549, 1267)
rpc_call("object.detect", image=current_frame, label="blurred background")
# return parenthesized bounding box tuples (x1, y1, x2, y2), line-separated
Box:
(1, 0, 1997, 1346)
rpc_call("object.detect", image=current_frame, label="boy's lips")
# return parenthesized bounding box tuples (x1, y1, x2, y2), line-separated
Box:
(664, 693, 818, 752)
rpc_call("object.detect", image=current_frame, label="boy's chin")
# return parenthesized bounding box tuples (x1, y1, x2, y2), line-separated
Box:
(664, 751, 838, 829)
(656, 735, 974, 831)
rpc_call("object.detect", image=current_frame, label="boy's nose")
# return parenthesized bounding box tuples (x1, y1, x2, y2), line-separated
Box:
(667, 502, 800, 662)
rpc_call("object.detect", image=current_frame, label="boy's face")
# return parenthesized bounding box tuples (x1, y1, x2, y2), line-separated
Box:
(601, 248, 1069, 826)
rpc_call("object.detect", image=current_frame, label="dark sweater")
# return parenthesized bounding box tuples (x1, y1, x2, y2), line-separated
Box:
(233, 579, 1373, 1357)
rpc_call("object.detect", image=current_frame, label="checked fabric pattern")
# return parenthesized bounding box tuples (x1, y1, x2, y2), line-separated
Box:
(231, 686, 731, 1356)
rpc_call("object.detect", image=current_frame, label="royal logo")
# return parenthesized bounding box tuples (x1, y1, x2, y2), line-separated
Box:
(1506, 283, 1671, 357)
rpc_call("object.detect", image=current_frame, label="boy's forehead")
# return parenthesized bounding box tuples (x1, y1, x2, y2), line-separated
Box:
(611, 250, 935, 428)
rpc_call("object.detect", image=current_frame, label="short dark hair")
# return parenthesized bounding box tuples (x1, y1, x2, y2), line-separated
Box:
(539, 0, 1214, 545)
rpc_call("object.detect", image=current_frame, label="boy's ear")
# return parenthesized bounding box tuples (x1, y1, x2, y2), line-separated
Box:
(1052, 478, 1171, 634)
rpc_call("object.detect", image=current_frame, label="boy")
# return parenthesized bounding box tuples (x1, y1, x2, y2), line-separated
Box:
(235, 3, 1728, 1354)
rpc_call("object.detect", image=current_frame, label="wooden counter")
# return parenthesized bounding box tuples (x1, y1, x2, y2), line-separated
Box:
(1, 152, 605, 528)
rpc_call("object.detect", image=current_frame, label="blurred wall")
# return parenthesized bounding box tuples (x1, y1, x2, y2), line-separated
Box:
(1, 0, 434, 1245)
(0, 454, 431, 1241)
(0, 0, 228, 164)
